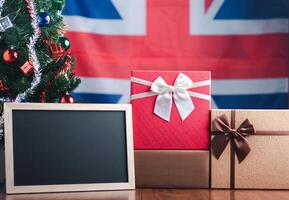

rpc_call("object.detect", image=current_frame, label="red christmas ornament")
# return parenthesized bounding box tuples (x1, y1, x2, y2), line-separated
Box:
(20, 61, 34, 75)
(49, 43, 65, 58)
(60, 94, 75, 103)
(2, 49, 19, 63)
(44, 40, 67, 59)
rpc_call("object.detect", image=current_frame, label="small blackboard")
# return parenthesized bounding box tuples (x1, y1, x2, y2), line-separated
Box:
(4, 103, 135, 194)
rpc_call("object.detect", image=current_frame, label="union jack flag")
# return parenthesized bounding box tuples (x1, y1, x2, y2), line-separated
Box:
(63, 0, 289, 108)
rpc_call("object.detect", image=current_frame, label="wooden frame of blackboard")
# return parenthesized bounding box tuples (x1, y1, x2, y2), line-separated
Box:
(4, 103, 135, 194)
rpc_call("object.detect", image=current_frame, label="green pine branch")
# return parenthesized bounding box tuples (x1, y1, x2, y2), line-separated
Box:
(0, 0, 80, 103)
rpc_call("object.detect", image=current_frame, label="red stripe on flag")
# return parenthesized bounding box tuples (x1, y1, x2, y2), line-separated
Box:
(68, 32, 288, 79)
(205, 0, 213, 12)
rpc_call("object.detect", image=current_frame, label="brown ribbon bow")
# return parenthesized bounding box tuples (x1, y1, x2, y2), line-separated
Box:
(211, 114, 255, 163)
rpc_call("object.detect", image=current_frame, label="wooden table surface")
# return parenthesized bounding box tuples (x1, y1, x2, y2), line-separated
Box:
(2, 187, 289, 200)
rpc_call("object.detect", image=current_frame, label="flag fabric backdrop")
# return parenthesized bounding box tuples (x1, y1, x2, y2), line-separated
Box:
(63, 0, 289, 108)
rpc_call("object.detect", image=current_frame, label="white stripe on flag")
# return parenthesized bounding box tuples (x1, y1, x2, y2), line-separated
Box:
(212, 78, 288, 95)
(74, 77, 130, 103)
(74, 77, 288, 106)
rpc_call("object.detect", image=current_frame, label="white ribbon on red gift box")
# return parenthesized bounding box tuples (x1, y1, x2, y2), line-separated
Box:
(131, 73, 211, 121)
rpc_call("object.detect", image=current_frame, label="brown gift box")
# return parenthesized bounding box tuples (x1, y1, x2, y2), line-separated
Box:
(211, 109, 289, 189)
(135, 150, 209, 188)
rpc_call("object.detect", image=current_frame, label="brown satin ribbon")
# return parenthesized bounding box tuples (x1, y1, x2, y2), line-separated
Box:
(211, 110, 255, 163)
(211, 110, 289, 188)
(211, 110, 255, 188)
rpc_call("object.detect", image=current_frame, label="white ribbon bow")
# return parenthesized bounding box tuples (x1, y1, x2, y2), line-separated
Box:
(131, 73, 210, 121)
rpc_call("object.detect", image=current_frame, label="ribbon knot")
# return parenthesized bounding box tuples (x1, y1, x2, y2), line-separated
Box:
(167, 85, 175, 93)
(211, 114, 255, 163)
(225, 129, 237, 136)
(229, 129, 236, 134)
(131, 73, 211, 122)
(151, 73, 196, 121)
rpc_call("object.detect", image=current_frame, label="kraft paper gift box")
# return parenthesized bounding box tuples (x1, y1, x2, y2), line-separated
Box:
(131, 70, 211, 150)
(131, 71, 211, 188)
(211, 109, 289, 189)
(135, 150, 209, 188)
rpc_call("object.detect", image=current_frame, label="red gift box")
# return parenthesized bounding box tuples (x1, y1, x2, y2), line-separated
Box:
(131, 71, 211, 150)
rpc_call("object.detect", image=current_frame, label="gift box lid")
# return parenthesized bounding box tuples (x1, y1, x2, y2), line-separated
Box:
(131, 70, 211, 150)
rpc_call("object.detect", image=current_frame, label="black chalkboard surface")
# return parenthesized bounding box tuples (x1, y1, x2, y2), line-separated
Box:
(4, 103, 135, 194)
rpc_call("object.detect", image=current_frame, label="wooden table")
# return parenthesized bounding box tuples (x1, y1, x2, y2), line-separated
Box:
(2, 187, 289, 200)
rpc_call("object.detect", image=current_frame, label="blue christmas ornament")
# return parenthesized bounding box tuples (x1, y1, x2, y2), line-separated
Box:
(36, 12, 51, 27)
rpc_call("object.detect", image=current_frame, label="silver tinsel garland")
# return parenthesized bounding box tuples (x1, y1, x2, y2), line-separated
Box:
(15, 0, 41, 102)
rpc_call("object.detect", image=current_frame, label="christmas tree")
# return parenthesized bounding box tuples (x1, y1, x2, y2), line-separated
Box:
(0, 0, 81, 141)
